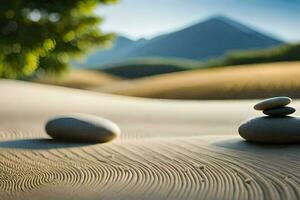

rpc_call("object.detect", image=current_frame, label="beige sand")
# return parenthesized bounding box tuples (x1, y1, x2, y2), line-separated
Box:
(34, 69, 120, 89)
(0, 80, 300, 200)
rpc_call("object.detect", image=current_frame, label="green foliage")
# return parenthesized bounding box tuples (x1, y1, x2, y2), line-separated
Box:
(203, 43, 300, 68)
(98, 58, 200, 78)
(0, 0, 118, 78)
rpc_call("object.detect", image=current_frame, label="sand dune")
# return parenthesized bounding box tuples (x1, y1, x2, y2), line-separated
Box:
(0, 80, 300, 199)
(34, 69, 120, 89)
(99, 62, 300, 99)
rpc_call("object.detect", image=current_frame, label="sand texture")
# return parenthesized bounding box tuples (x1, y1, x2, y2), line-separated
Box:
(0, 80, 300, 200)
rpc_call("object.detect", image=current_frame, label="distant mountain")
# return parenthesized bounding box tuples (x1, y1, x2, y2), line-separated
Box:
(75, 36, 134, 67)
(76, 15, 283, 67)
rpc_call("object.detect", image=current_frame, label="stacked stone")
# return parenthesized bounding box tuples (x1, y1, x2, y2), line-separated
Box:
(254, 97, 295, 117)
(239, 97, 300, 144)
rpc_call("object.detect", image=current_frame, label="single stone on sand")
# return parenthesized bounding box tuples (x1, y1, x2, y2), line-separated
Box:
(254, 97, 292, 111)
(263, 106, 296, 117)
(45, 114, 121, 143)
(238, 117, 300, 144)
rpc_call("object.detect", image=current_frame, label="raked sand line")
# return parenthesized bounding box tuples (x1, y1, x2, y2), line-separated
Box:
(0, 80, 300, 199)
(1, 137, 300, 200)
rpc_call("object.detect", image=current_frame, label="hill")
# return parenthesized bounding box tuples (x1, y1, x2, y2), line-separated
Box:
(204, 43, 300, 68)
(91, 43, 299, 79)
(76, 15, 283, 67)
(98, 62, 300, 99)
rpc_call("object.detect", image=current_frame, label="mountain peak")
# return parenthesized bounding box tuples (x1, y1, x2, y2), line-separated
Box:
(202, 15, 262, 36)
(207, 14, 232, 21)
(77, 15, 283, 67)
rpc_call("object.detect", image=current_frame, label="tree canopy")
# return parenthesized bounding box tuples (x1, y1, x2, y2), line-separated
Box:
(0, 0, 118, 78)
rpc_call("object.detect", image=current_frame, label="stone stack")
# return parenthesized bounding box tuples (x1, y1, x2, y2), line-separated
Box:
(239, 97, 300, 144)
(254, 97, 295, 117)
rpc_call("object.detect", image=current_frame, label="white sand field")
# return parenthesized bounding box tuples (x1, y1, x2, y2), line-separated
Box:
(0, 80, 300, 200)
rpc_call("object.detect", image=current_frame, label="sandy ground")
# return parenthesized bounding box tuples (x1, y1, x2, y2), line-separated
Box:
(0, 80, 300, 200)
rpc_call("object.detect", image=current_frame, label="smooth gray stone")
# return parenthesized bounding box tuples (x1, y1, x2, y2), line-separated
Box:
(45, 114, 121, 143)
(263, 106, 296, 117)
(254, 97, 292, 111)
(238, 116, 300, 144)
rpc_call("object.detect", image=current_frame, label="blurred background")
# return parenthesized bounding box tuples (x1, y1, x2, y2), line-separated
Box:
(1, 0, 300, 99)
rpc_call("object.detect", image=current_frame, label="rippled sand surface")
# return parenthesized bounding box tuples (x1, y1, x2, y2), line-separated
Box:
(0, 80, 300, 200)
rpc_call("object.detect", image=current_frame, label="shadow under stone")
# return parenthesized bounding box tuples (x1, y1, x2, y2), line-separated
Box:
(0, 138, 95, 150)
(213, 138, 300, 155)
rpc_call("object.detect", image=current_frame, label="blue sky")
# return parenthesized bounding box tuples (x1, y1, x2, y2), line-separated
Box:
(96, 0, 300, 42)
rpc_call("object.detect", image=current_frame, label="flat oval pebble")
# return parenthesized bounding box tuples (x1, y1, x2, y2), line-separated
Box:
(238, 116, 300, 144)
(263, 106, 296, 117)
(254, 97, 292, 111)
(45, 114, 121, 143)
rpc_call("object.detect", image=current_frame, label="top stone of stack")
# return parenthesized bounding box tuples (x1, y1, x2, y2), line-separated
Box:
(254, 97, 292, 111)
